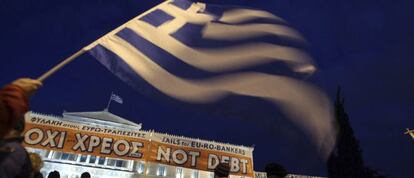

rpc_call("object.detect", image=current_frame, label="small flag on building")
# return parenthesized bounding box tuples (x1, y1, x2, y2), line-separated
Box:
(110, 93, 123, 104)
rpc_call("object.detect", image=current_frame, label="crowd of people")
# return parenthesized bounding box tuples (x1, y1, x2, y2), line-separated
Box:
(44, 171, 90, 178)
(0, 78, 288, 178)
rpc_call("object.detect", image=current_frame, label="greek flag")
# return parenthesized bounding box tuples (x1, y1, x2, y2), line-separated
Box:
(111, 93, 123, 104)
(86, 0, 335, 156)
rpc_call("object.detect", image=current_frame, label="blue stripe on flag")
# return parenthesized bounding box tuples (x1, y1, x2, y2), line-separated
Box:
(139, 9, 175, 27)
(89, 44, 173, 102)
(170, 23, 307, 49)
(115, 28, 301, 79)
(200, 3, 275, 20)
(213, 18, 288, 26)
(199, 3, 288, 26)
(170, 0, 193, 10)
(89, 44, 149, 88)
(116, 28, 211, 79)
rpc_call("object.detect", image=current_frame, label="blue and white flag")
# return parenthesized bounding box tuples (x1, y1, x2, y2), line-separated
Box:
(86, 0, 335, 156)
(110, 93, 123, 104)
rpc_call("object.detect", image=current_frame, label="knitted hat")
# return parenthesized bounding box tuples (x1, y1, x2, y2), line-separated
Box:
(214, 162, 230, 177)
(265, 163, 287, 177)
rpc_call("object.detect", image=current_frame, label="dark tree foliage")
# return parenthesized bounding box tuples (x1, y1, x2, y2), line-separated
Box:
(327, 87, 385, 178)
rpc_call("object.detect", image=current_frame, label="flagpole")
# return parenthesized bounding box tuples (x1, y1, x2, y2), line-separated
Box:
(37, 49, 86, 82)
(105, 91, 113, 111)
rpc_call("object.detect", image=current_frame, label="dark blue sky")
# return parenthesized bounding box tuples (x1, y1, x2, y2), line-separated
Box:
(1, 0, 413, 177)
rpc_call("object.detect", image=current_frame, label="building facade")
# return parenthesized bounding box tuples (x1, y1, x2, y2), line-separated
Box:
(23, 110, 324, 178)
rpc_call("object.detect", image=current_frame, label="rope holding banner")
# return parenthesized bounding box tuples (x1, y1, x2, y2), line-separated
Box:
(37, 49, 86, 82)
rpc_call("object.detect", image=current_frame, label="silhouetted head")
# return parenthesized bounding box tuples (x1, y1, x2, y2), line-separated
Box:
(47, 170, 60, 178)
(214, 162, 230, 177)
(265, 163, 287, 178)
(81, 172, 91, 178)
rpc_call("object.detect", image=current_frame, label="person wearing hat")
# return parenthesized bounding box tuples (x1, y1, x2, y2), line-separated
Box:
(0, 78, 42, 178)
(214, 162, 230, 178)
(0, 78, 42, 138)
(265, 163, 288, 178)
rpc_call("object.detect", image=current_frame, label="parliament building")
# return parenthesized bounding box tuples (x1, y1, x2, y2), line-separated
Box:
(23, 110, 324, 178)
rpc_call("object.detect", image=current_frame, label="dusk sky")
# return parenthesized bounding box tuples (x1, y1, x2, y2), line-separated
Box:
(1, 0, 413, 177)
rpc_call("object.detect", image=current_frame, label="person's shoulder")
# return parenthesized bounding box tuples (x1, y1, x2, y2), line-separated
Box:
(0, 141, 30, 178)
(4, 139, 25, 150)
(1, 140, 28, 163)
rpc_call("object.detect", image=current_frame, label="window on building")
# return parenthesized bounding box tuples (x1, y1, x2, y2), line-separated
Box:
(52, 151, 62, 160)
(89, 155, 97, 164)
(115, 160, 122, 167)
(61, 153, 69, 160)
(176, 167, 183, 178)
(192, 170, 199, 178)
(115, 160, 128, 168)
(60, 153, 77, 161)
(79, 155, 87, 163)
(136, 162, 145, 174)
(98, 157, 106, 165)
(68, 154, 77, 161)
(107, 158, 116, 166)
(157, 165, 166, 176)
